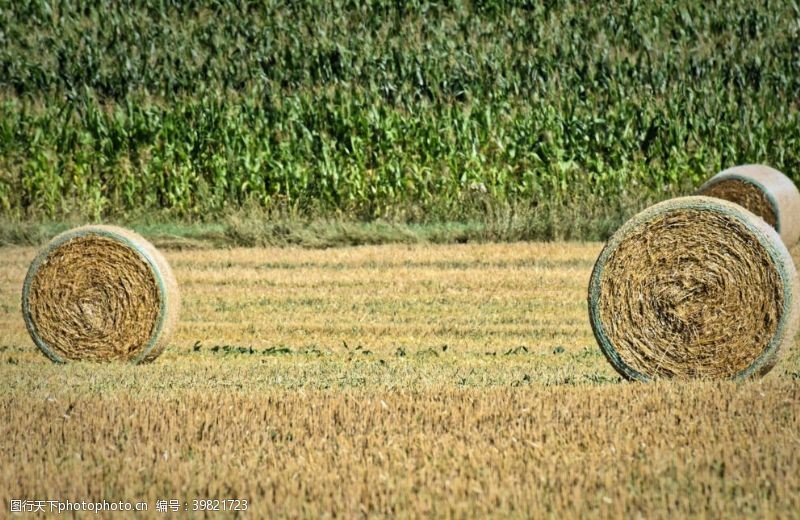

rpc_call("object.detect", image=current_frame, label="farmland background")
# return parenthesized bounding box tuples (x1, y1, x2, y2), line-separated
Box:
(2, 0, 800, 244)
(3, 1, 800, 517)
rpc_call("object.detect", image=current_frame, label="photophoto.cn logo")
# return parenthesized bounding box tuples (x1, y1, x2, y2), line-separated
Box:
(10, 499, 148, 514)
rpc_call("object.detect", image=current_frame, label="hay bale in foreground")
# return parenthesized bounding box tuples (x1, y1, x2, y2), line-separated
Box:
(698, 164, 800, 246)
(588, 196, 800, 381)
(22, 225, 180, 363)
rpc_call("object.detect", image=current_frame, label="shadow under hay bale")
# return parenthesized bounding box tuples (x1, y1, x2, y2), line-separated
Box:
(698, 164, 800, 246)
(588, 196, 800, 381)
(21, 225, 180, 363)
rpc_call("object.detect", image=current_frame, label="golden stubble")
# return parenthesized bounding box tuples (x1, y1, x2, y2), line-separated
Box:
(1, 241, 799, 516)
(3, 242, 600, 356)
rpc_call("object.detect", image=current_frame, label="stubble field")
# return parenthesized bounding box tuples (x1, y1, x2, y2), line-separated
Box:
(1, 242, 800, 517)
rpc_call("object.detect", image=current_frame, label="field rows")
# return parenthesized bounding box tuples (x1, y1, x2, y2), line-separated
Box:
(0, 243, 599, 359)
(2, 242, 800, 517)
(2, 383, 800, 517)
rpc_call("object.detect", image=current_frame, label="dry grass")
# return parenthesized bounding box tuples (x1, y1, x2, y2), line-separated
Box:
(591, 198, 797, 380)
(21, 225, 180, 363)
(1, 242, 800, 517)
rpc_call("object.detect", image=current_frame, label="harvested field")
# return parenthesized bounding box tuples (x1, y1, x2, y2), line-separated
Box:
(1, 242, 800, 517)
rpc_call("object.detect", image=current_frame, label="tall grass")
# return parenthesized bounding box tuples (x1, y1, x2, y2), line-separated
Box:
(1, 0, 798, 229)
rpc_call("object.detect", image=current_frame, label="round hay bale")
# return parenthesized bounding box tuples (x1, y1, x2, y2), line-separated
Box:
(21, 225, 180, 363)
(588, 196, 800, 381)
(697, 164, 800, 246)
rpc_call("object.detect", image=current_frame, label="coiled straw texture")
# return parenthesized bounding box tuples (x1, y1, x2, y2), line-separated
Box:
(698, 164, 800, 246)
(588, 196, 799, 381)
(22, 225, 180, 363)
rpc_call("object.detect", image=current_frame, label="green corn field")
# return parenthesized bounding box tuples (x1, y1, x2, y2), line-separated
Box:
(1, 0, 798, 236)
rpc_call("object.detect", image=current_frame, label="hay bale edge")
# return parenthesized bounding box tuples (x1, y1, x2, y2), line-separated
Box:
(588, 196, 800, 381)
(21, 225, 179, 364)
(699, 164, 800, 246)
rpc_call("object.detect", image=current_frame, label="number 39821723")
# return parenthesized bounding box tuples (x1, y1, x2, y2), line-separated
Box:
(192, 499, 248, 511)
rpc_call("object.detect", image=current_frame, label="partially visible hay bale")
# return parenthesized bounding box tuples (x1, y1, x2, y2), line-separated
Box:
(698, 164, 800, 246)
(22, 225, 180, 363)
(588, 196, 800, 381)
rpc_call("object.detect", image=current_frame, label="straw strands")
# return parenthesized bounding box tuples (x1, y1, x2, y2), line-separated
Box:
(21, 225, 179, 363)
(588, 196, 800, 381)
(698, 164, 800, 246)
